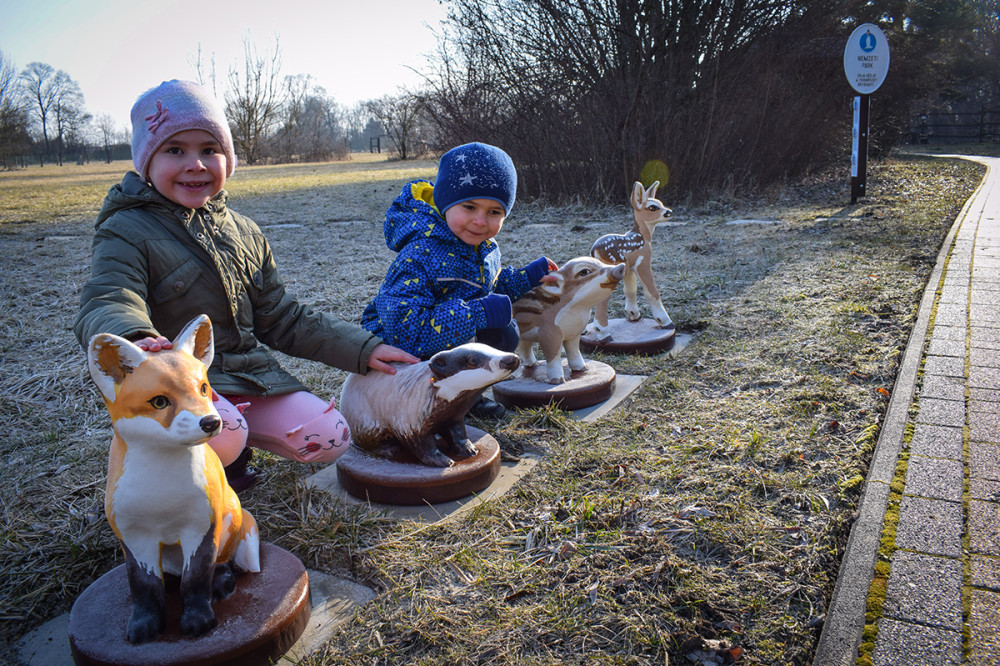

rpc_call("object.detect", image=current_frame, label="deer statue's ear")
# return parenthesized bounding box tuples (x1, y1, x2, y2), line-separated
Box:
(646, 180, 660, 200)
(88, 334, 148, 402)
(631, 181, 645, 209)
(173, 314, 214, 368)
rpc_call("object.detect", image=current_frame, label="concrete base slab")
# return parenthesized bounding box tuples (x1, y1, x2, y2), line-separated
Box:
(492, 333, 687, 422)
(17, 570, 375, 666)
(571, 373, 646, 422)
(669, 332, 693, 357)
(305, 372, 647, 520)
(16, 612, 70, 666)
(279, 570, 376, 663)
(306, 454, 540, 523)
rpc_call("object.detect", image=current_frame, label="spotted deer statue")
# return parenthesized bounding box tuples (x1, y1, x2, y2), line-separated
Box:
(587, 181, 673, 339)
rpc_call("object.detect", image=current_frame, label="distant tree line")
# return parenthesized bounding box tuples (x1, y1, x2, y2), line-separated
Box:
(2, 0, 997, 202)
(0, 36, 405, 171)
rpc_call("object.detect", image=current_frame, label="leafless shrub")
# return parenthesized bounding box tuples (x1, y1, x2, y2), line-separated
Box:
(422, 1, 853, 202)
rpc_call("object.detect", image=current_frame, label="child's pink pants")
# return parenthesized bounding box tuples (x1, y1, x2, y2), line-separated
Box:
(208, 390, 352, 465)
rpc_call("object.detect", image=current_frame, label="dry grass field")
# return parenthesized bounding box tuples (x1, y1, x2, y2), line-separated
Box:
(0, 150, 987, 664)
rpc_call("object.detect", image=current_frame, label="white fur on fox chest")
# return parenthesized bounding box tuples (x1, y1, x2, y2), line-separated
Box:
(110, 418, 217, 578)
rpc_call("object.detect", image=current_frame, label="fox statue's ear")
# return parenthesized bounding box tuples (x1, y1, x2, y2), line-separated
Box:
(173, 314, 215, 368)
(88, 334, 148, 402)
(646, 180, 660, 200)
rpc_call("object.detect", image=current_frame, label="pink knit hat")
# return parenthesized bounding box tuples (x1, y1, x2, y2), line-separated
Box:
(130, 80, 237, 180)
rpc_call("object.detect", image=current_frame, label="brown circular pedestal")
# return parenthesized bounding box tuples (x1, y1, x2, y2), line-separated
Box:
(580, 318, 676, 356)
(491, 359, 616, 411)
(336, 427, 501, 505)
(68, 542, 310, 666)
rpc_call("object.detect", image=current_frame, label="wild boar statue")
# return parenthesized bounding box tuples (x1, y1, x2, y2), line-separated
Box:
(513, 256, 626, 384)
(339, 343, 520, 467)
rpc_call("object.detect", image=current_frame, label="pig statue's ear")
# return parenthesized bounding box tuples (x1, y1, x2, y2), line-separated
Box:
(173, 314, 214, 368)
(88, 333, 147, 402)
(539, 271, 565, 296)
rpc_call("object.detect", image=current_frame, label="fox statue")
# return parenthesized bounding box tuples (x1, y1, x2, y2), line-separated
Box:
(87, 314, 260, 643)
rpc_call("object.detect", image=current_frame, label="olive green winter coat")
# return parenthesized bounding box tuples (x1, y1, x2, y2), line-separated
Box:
(74, 171, 382, 395)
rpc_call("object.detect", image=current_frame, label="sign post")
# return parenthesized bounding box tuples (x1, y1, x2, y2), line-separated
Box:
(844, 23, 890, 204)
(851, 95, 870, 202)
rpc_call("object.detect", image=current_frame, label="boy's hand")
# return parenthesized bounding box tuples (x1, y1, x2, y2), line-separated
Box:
(133, 335, 172, 352)
(541, 257, 560, 284)
(368, 343, 419, 374)
(475, 293, 513, 328)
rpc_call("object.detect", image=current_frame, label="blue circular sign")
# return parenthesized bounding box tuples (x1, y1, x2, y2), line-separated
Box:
(844, 23, 890, 94)
(860, 31, 877, 52)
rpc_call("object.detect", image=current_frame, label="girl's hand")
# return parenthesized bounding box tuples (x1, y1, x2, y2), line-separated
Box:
(367, 343, 419, 374)
(133, 335, 172, 352)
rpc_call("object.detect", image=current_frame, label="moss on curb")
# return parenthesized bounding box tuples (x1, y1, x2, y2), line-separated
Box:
(855, 228, 962, 664)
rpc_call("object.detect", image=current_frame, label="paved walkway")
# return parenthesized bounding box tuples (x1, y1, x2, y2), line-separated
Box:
(815, 155, 1000, 665)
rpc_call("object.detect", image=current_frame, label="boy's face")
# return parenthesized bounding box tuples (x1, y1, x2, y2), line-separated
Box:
(147, 129, 227, 209)
(444, 198, 506, 246)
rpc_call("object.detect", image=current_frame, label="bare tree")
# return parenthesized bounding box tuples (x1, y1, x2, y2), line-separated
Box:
(365, 91, 428, 160)
(342, 102, 370, 151)
(51, 71, 88, 166)
(297, 92, 348, 161)
(274, 75, 347, 162)
(0, 50, 29, 169)
(19, 61, 57, 164)
(273, 73, 311, 161)
(189, 43, 218, 96)
(225, 35, 285, 165)
(95, 113, 118, 164)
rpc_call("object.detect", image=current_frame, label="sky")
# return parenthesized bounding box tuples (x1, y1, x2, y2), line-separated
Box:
(0, 0, 450, 130)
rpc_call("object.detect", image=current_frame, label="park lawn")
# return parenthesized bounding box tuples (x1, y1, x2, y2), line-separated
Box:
(0, 150, 986, 664)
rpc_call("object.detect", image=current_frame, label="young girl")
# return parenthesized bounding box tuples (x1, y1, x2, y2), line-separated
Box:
(74, 80, 417, 489)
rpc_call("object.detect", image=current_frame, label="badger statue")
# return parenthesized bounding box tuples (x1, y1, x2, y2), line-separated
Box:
(339, 343, 520, 467)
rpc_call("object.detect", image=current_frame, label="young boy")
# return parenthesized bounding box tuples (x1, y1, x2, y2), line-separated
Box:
(361, 142, 556, 417)
(74, 80, 417, 489)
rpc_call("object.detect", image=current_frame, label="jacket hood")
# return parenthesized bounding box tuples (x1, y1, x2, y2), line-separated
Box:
(96, 171, 229, 229)
(383, 180, 460, 252)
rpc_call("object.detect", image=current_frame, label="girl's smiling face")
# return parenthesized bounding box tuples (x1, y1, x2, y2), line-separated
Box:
(147, 129, 227, 209)
(444, 198, 506, 246)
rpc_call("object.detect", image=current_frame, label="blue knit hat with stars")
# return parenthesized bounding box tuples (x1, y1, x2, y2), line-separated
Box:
(433, 142, 517, 215)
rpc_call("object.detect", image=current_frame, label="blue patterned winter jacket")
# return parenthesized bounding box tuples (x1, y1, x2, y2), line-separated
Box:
(361, 180, 542, 358)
